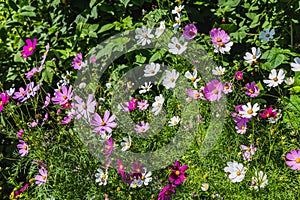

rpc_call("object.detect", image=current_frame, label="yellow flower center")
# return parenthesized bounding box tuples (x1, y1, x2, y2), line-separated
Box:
(28, 47, 33, 52)
(126, 142, 130, 146)
(175, 44, 181, 49)
(219, 42, 225, 47)
(296, 158, 300, 163)
(175, 170, 180, 175)
(141, 127, 145, 131)
(157, 103, 161, 107)
(141, 176, 145, 180)
(247, 109, 253, 114)
(249, 89, 254, 94)
(143, 33, 148, 38)
(252, 55, 257, 59)
(213, 89, 218, 94)
(82, 104, 87, 109)
(225, 85, 229, 89)
(216, 37, 222, 42)
(236, 171, 241, 176)
(149, 69, 155, 74)
(102, 174, 106, 179)
(195, 93, 200, 98)
(273, 77, 278, 82)
(77, 62, 81, 66)
(241, 126, 245, 130)
(191, 77, 196, 82)
(170, 77, 175, 82)
(42, 175, 47, 180)
(63, 95, 67, 100)
(101, 122, 106, 126)
(23, 145, 27, 150)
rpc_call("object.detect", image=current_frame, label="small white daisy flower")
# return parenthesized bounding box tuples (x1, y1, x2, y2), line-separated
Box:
(144, 63, 160, 77)
(251, 171, 268, 190)
(213, 42, 233, 54)
(95, 168, 108, 186)
(121, 136, 131, 152)
(151, 94, 164, 115)
(173, 16, 181, 30)
(244, 47, 261, 65)
(285, 77, 294, 85)
(171, 5, 184, 15)
(155, 21, 165, 38)
(201, 183, 209, 191)
(141, 168, 152, 186)
(139, 82, 152, 94)
(239, 102, 260, 119)
(290, 57, 300, 71)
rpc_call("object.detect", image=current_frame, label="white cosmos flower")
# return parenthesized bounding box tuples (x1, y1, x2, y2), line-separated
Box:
(201, 183, 209, 191)
(135, 26, 154, 46)
(173, 16, 181, 30)
(263, 69, 285, 87)
(139, 82, 152, 94)
(244, 47, 261, 64)
(155, 21, 165, 38)
(7, 88, 15, 96)
(213, 42, 233, 54)
(121, 136, 131, 152)
(95, 168, 108, 186)
(212, 66, 225, 76)
(252, 171, 268, 190)
(239, 102, 260, 119)
(168, 116, 180, 126)
(151, 94, 164, 115)
(141, 168, 152, 186)
(130, 178, 143, 188)
(290, 57, 300, 71)
(224, 161, 246, 183)
(285, 77, 294, 85)
(168, 37, 187, 55)
(184, 69, 200, 88)
(172, 5, 184, 15)
(144, 63, 160, 77)
(162, 69, 179, 89)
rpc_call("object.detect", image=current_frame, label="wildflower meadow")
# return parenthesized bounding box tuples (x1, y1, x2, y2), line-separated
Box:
(1, 0, 300, 199)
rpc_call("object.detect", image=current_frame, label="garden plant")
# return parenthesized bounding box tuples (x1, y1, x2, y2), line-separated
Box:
(1, 0, 300, 199)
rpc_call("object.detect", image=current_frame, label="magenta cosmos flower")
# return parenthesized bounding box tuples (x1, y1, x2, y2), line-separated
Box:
(235, 71, 243, 80)
(0, 92, 9, 112)
(52, 85, 73, 105)
(203, 79, 223, 101)
(286, 149, 300, 170)
(158, 184, 176, 200)
(168, 160, 188, 185)
(17, 140, 29, 156)
(21, 38, 37, 58)
(210, 28, 230, 45)
(116, 159, 125, 176)
(183, 24, 197, 39)
(245, 82, 260, 98)
(90, 110, 117, 136)
(259, 107, 277, 119)
(35, 168, 48, 186)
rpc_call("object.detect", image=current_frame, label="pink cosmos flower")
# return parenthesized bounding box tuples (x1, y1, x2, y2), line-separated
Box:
(61, 115, 73, 124)
(17, 129, 24, 138)
(25, 66, 43, 79)
(35, 168, 48, 186)
(223, 82, 233, 94)
(132, 161, 145, 173)
(73, 94, 96, 120)
(40, 43, 50, 68)
(117, 159, 125, 176)
(286, 149, 300, 170)
(72, 53, 85, 70)
(245, 82, 260, 98)
(90, 110, 117, 136)
(128, 98, 138, 111)
(17, 140, 29, 156)
(168, 160, 188, 185)
(33, 160, 47, 168)
(158, 184, 176, 200)
(137, 100, 149, 110)
(240, 144, 256, 161)
(183, 24, 197, 39)
(203, 80, 223, 101)
(186, 88, 204, 100)
(25, 82, 40, 99)
(210, 28, 230, 45)
(19, 183, 28, 192)
(42, 93, 51, 109)
(13, 87, 27, 102)
(52, 85, 73, 105)
(135, 121, 150, 133)
(235, 71, 243, 80)
(235, 117, 249, 134)
(21, 38, 37, 58)
(104, 138, 114, 157)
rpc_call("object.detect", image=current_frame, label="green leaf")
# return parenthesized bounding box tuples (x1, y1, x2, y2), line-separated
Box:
(89, 0, 97, 8)
(149, 50, 166, 63)
(135, 55, 146, 64)
(13, 53, 24, 63)
(120, 0, 130, 7)
(98, 23, 115, 33)
(249, 14, 260, 28)
(256, 81, 264, 91)
(289, 86, 300, 93)
(19, 12, 36, 17)
(41, 66, 54, 84)
(267, 54, 285, 69)
(21, 5, 36, 11)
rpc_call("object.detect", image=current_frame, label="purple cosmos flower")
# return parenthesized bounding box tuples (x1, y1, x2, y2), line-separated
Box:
(42, 93, 51, 109)
(25, 82, 40, 99)
(286, 149, 300, 170)
(135, 121, 150, 133)
(168, 160, 188, 185)
(137, 100, 149, 110)
(73, 94, 96, 120)
(40, 43, 50, 68)
(235, 118, 248, 134)
(223, 82, 233, 94)
(61, 115, 73, 124)
(29, 120, 38, 127)
(235, 71, 243, 80)
(210, 28, 230, 45)
(33, 160, 47, 168)
(52, 85, 73, 105)
(117, 159, 125, 176)
(132, 161, 145, 173)
(240, 144, 257, 161)
(17, 140, 29, 156)
(245, 82, 260, 98)
(203, 80, 223, 101)
(183, 24, 197, 39)
(72, 53, 85, 70)
(158, 184, 176, 200)
(104, 138, 114, 157)
(35, 168, 48, 186)
(0, 92, 9, 112)
(90, 110, 117, 136)
(25, 66, 43, 79)
(21, 38, 37, 58)
(13, 87, 27, 102)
